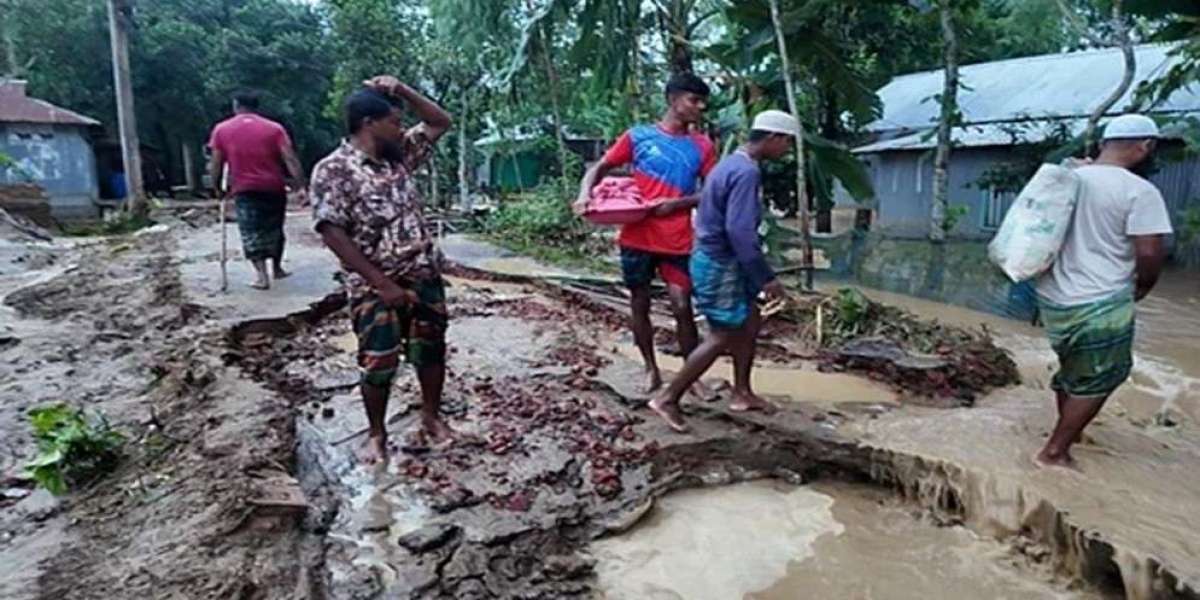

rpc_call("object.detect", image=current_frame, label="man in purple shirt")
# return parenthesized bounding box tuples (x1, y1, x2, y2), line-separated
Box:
(649, 110, 797, 433)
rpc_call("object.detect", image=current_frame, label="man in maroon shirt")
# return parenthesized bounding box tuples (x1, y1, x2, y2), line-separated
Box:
(208, 90, 305, 289)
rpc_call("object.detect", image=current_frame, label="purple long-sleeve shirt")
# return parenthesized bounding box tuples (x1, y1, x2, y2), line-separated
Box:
(694, 151, 775, 293)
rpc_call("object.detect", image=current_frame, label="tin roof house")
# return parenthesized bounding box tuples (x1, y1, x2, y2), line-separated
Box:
(0, 79, 102, 221)
(847, 44, 1200, 240)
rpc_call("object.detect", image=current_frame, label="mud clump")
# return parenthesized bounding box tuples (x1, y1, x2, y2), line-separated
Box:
(764, 288, 1020, 403)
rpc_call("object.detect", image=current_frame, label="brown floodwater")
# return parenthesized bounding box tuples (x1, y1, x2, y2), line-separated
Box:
(816, 279, 1200, 427)
(591, 480, 1096, 600)
(829, 280, 1200, 598)
(599, 276, 1200, 598)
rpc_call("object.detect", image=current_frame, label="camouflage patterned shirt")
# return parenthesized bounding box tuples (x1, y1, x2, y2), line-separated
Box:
(310, 137, 441, 299)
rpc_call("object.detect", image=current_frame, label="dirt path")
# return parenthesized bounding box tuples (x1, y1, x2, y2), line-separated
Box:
(1, 217, 1197, 599)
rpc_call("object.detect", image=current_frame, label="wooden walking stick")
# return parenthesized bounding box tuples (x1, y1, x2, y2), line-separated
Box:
(219, 194, 228, 293)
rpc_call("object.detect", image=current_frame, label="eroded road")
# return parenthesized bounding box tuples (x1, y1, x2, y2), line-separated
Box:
(1, 211, 1197, 599)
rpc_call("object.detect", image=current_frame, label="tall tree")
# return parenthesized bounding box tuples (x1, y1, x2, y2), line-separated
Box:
(1058, 0, 1135, 152)
(930, 0, 961, 243)
(767, 0, 813, 288)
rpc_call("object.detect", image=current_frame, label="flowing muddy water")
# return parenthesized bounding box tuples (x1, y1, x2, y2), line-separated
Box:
(595, 278, 1200, 599)
(612, 344, 898, 408)
(592, 480, 1097, 600)
(815, 280, 1200, 426)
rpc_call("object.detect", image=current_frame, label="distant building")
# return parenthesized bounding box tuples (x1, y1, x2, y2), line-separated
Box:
(0, 79, 102, 221)
(473, 119, 606, 193)
(847, 44, 1200, 241)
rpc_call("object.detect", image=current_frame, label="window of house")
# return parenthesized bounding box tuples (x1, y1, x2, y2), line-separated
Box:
(983, 188, 1016, 230)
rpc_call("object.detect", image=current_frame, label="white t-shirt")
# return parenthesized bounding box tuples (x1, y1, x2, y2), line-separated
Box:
(1037, 165, 1173, 306)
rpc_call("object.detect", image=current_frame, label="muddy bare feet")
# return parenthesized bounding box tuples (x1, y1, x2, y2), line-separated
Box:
(359, 434, 389, 465)
(1033, 449, 1076, 470)
(272, 265, 291, 279)
(648, 394, 690, 434)
(249, 277, 270, 290)
(729, 390, 779, 414)
(422, 417, 458, 448)
(639, 368, 663, 395)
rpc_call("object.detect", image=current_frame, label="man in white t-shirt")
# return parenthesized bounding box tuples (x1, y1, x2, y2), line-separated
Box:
(1034, 114, 1173, 468)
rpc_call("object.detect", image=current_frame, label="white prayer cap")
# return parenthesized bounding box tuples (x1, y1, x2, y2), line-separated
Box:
(752, 110, 801, 136)
(1102, 114, 1160, 140)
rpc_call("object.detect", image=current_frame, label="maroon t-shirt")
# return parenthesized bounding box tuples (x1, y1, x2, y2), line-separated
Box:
(208, 113, 291, 195)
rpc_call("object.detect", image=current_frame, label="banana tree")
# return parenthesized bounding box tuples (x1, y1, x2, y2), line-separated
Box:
(712, 0, 879, 225)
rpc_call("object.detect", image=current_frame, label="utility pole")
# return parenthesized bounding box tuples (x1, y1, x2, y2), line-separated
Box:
(107, 0, 147, 217)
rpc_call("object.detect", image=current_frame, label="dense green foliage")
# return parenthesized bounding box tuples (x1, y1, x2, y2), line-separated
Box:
(0, 0, 1194, 214)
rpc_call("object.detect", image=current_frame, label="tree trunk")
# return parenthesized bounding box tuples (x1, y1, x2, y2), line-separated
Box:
(665, 0, 694, 74)
(107, 0, 146, 217)
(930, 1, 959, 243)
(816, 84, 840, 234)
(2, 18, 19, 77)
(535, 26, 570, 191)
(1085, 1, 1133, 153)
(768, 0, 813, 289)
(182, 141, 197, 193)
(458, 94, 470, 210)
(1054, 0, 1134, 154)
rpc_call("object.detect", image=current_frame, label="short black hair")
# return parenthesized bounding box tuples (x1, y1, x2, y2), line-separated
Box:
(345, 89, 399, 134)
(232, 90, 260, 110)
(665, 72, 710, 100)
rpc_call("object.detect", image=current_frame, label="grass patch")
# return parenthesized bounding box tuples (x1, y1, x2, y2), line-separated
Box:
(480, 183, 616, 274)
(63, 212, 155, 237)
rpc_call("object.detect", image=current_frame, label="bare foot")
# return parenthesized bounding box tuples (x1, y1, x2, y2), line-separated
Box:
(422, 417, 458, 448)
(639, 368, 663, 395)
(1032, 449, 1076, 470)
(648, 394, 690, 434)
(273, 265, 291, 279)
(729, 390, 779, 414)
(249, 279, 270, 290)
(359, 435, 389, 465)
(688, 379, 719, 403)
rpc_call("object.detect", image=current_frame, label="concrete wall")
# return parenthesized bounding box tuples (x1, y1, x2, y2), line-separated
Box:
(1, 123, 99, 220)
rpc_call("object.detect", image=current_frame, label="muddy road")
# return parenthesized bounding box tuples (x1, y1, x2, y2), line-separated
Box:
(1, 212, 1198, 599)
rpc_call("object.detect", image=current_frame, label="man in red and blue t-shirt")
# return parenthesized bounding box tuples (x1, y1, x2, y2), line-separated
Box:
(574, 73, 717, 393)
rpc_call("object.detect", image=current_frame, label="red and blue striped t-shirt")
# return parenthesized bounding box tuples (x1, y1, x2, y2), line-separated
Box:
(601, 124, 717, 255)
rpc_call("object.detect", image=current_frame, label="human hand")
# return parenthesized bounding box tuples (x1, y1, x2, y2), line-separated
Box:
(762, 279, 788, 301)
(652, 199, 679, 217)
(1062, 156, 1094, 169)
(376, 279, 418, 308)
(363, 75, 403, 97)
(572, 197, 590, 216)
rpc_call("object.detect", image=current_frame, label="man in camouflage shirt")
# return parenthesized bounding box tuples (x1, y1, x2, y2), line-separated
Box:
(310, 76, 453, 463)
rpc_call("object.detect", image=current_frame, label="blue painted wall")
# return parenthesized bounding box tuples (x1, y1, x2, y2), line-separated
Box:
(1, 123, 99, 220)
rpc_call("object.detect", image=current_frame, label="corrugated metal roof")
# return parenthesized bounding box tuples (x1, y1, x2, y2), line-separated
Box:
(854, 119, 1087, 153)
(0, 79, 100, 127)
(866, 43, 1199, 135)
